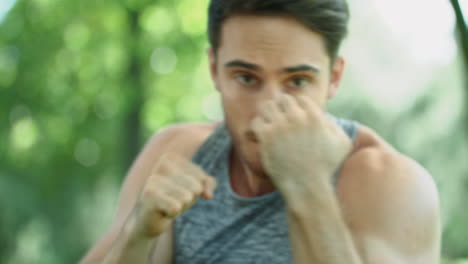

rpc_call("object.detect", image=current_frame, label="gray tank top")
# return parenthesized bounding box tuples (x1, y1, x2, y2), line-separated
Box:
(174, 115, 359, 264)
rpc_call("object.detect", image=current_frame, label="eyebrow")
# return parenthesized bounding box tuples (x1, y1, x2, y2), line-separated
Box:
(224, 59, 320, 74)
(283, 64, 320, 74)
(224, 60, 260, 71)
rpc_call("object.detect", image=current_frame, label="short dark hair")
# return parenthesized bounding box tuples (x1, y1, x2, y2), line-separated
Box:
(208, 0, 350, 61)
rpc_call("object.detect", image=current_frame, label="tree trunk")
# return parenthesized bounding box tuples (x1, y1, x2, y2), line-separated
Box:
(450, 0, 468, 131)
(124, 8, 144, 173)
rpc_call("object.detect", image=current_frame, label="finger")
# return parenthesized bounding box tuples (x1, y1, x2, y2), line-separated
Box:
(162, 182, 195, 203)
(160, 153, 217, 200)
(154, 152, 187, 176)
(249, 116, 268, 143)
(295, 95, 320, 115)
(161, 183, 198, 212)
(184, 162, 211, 183)
(259, 100, 283, 123)
(201, 175, 217, 200)
(155, 195, 183, 218)
(168, 171, 204, 196)
(277, 94, 299, 113)
(167, 154, 207, 183)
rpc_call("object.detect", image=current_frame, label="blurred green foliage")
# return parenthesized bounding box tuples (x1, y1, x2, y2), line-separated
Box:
(0, 0, 467, 263)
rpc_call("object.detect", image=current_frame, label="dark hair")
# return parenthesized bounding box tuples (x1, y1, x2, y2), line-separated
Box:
(208, 0, 350, 61)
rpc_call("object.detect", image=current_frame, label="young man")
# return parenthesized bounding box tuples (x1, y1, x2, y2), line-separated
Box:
(82, 0, 441, 263)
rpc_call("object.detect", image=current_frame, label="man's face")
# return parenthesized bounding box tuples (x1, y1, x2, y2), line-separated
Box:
(208, 15, 345, 176)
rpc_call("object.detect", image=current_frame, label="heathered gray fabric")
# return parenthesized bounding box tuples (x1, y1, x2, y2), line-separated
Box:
(174, 115, 358, 264)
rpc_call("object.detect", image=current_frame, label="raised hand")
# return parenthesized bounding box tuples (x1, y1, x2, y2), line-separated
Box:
(250, 94, 352, 194)
(128, 153, 217, 238)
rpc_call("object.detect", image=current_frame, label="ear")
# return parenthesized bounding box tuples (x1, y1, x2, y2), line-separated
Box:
(207, 48, 220, 92)
(327, 56, 345, 99)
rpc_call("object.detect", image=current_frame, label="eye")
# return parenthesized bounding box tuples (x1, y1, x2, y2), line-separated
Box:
(287, 76, 311, 89)
(235, 73, 259, 87)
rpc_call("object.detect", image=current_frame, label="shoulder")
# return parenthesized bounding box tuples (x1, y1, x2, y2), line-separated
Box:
(144, 122, 219, 157)
(338, 124, 440, 260)
(125, 121, 218, 191)
(339, 144, 439, 222)
(342, 124, 438, 198)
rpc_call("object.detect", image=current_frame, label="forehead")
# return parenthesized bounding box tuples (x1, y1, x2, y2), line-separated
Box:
(217, 15, 329, 69)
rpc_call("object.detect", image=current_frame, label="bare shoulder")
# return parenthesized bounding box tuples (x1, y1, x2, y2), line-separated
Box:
(339, 124, 440, 220)
(341, 124, 438, 198)
(338, 124, 440, 260)
(142, 121, 219, 158)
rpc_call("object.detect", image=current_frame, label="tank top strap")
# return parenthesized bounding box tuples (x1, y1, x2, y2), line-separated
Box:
(191, 123, 231, 174)
(327, 113, 360, 186)
(327, 113, 359, 141)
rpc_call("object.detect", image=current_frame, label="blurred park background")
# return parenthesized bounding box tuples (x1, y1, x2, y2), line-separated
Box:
(0, 0, 467, 263)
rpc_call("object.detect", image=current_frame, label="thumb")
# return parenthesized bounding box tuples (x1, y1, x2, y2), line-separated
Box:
(201, 175, 217, 200)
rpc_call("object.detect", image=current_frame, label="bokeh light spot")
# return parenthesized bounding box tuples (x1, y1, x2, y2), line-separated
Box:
(74, 138, 101, 167)
(202, 92, 223, 121)
(150, 47, 177, 75)
(11, 117, 38, 151)
(177, 0, 207, 36)
(64, 22, 90, 51)
(9, 218, 52, 264)
(94, 92, 119, 120)
(140, 6, 174, 36)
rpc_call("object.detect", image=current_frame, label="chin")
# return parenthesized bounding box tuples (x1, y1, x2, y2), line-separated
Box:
(226, 121, 268, 176)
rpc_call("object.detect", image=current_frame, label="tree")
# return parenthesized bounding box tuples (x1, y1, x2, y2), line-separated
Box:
(450, 0, 468, 127)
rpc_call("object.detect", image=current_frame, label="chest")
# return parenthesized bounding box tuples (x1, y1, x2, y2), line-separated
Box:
(174, 195, 293, 264)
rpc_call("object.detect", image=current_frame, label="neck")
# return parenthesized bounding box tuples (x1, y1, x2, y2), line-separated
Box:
(229, 147, 276, 197)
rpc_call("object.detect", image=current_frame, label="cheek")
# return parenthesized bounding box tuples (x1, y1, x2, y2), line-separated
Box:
(305, 82, 330, 105)
(220, 87, 257, 119)
(222, 96, 257, 130)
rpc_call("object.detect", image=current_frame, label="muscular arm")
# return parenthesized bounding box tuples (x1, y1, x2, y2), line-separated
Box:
(80, 123, 214, 264)
(80, 126, 180, 264)
(285, 147, 440, 264)
(286, 172, 362, 264)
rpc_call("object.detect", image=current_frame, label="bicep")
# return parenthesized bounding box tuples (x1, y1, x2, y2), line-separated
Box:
(339, 150, 441, 264)
(354, 233, 439, 264)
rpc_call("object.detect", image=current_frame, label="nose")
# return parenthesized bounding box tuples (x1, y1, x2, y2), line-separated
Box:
(259, 84, 282, 102)
(253, 85, 282, 118)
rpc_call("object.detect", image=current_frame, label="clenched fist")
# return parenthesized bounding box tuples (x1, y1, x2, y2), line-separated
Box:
(250, 94, 352, 194)
(129, 153, 217, 239)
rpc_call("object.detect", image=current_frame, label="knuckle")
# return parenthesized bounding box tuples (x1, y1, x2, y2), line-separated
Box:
(205, 175, 215, 185)
(169, 201, 182, 214)
(293, 111, 308, 124)
(192, 181, 203, 194)
(181, 190, 195, 204)
(148, 170, 162, 183)
(141, 185, 157, 200)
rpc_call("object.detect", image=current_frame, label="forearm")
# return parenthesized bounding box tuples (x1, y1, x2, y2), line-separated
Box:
(101, 216, 157, 264)
(284, 178, 362, 264)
